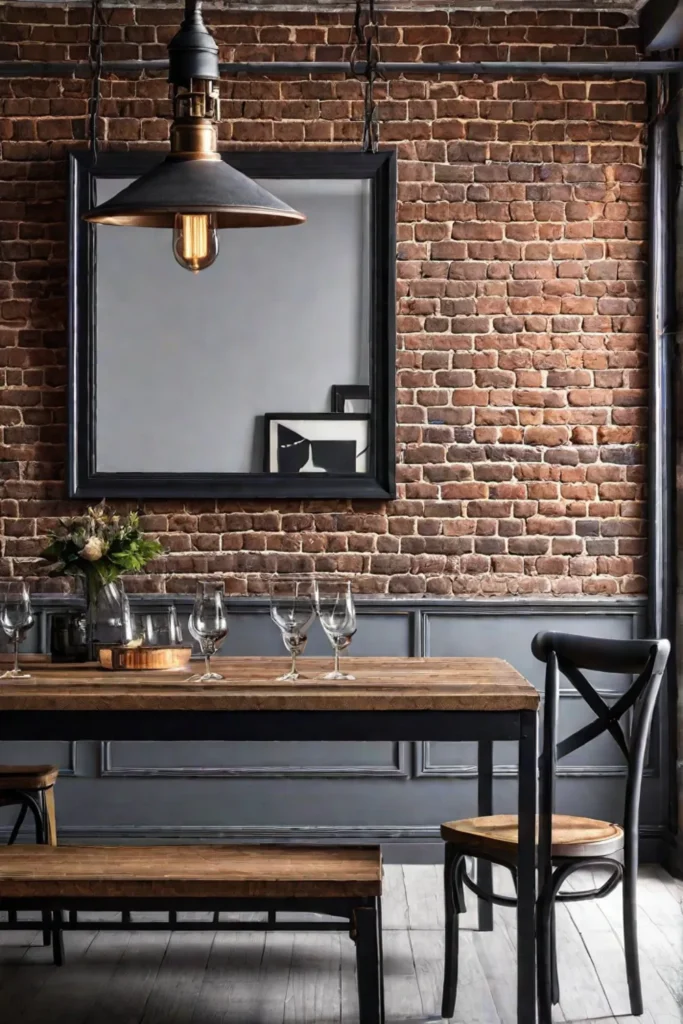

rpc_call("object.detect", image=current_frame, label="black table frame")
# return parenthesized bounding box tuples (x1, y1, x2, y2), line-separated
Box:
(0, 707, 538, 1024)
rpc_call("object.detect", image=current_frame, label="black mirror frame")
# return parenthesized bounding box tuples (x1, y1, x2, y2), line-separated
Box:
(68, 149, 397, 500)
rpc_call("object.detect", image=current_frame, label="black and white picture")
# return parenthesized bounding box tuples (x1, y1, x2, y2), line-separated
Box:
(265, 414, 369, 474)
(331, 385, 371, 415)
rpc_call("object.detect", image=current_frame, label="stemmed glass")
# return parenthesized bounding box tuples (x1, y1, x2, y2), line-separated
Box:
(269, 577, 316, 681)
(314, 579, 357, 680)
(187, 581, 228, 683)
(0, 581, 34, 680)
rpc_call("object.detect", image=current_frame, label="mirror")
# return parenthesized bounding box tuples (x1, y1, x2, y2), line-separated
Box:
(69, 150, 396, 499)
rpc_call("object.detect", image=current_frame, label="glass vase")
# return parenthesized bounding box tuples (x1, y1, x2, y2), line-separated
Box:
(84, 579, 122, 661)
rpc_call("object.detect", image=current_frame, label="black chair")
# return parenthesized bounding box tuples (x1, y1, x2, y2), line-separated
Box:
(440, 632, 670, 1023)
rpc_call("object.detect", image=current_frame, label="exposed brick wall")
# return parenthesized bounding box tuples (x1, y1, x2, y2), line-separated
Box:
(0, 6, 648, 597)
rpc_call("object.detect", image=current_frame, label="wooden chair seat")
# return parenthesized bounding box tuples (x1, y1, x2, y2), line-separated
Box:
(0, 844, 383, 899)
(0, 765, 59, 790)
(441, 813, 624, 859)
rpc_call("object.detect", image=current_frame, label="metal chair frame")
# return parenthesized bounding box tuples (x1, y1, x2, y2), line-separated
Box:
(442, 631, 670, 1024)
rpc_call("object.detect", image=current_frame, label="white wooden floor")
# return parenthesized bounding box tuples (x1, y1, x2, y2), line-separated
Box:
(0, 864, 681, 1023)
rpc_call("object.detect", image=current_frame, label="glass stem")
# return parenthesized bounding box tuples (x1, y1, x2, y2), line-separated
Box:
(291, 648, 298, 678)
(13, 635, 19, 675)
(334, 646, 340, 676)
(204, 653, 211, 677)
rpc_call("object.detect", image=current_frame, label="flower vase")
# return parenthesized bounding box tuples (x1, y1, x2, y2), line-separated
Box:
(84, 579, 121, 662)
(85, 580, 100, 663)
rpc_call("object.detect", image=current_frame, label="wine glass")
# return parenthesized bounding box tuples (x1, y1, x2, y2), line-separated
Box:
(313, 579, 357, 681)
(269, 576, 316, 681)
(137, 606, 183, 647)
(188, 581, 228, 682)
(0, 581, 34, 680)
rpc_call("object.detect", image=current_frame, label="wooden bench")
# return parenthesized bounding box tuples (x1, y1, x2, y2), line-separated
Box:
(0, 844, 384, 1024)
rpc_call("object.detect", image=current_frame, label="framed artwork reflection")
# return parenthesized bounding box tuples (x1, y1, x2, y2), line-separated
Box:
(331, 385, 371, 415)
(264, 414, 370, 474)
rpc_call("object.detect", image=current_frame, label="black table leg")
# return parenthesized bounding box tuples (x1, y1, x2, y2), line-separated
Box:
(354, 902, 384, 1024)
(477, 740, 494, 931)
(517, 709, 538, 1024)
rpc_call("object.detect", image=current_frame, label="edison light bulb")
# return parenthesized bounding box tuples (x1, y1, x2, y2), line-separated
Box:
(173, 213, 219, 272)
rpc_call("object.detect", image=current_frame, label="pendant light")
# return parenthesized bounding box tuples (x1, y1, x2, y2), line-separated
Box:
(83, 0, 305, 272)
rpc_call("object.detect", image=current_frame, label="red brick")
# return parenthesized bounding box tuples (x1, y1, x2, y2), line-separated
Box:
(0, 7, 647, 599)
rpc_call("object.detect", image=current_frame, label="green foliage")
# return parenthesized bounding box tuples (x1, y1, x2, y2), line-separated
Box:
(39, 501, 164, 599)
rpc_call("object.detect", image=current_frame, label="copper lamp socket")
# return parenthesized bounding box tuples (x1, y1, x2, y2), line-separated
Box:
(170, 120, 219, 160)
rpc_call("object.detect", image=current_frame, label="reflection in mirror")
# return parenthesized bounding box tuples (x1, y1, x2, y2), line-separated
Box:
(95, 178, 371, 475)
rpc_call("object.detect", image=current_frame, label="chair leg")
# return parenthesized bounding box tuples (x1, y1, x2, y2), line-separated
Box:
(623, 853, 643, 1016)
(376, 896, 385, 1024)
(42, 911, 52, 947)
(38, 791, 54, 946)
(267, 910, 277, 927)
(43, 787, 57, 846)
(354, 903, 383, 1024)
(537, 886, 555, 1024)
(8, 803, 28, 847)
(51, 910, 65, 967)
(441, 846, 466, 1020)
(476, 857, 494, 932)
(550, 905, 560, 1005)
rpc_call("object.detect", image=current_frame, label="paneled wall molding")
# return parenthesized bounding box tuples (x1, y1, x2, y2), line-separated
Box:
(0, 823, 665, 864)
(99, 740, 409, 779)
(29, 595, 650, 612)
(415, 742, 656, 780)
(0, 822, 664, 845)
(416, 683, 659, 780)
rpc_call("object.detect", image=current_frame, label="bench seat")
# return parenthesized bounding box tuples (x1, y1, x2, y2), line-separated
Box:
(0, 844, 382, 899)
(0, 843, 384, 1023)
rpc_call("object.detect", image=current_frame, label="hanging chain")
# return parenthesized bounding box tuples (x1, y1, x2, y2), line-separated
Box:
(88, 0, 106, 163)
(350, 0, 381, 153)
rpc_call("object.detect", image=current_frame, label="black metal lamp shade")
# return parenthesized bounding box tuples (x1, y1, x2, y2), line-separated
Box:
(83, 157, 306, 229)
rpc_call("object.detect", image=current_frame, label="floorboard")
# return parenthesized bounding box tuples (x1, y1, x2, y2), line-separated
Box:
(139, 930, 214, 1024)
(0, 866, 680, 1024)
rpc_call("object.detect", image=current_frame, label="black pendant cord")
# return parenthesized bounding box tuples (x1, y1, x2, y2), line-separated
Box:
(88, 0, 106, 164)
(350, 0, 381, 153)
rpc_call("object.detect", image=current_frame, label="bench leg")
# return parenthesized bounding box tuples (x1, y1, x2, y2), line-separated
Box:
(354, 902, 384, 1024)
(42, 911, 52, 947)
(51, 910, 65, 967)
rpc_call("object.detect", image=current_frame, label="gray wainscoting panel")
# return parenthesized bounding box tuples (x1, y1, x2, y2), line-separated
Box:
(0, 596, 665, 862)
(101, 740, 409, 778)
(0, 741, 77, 775)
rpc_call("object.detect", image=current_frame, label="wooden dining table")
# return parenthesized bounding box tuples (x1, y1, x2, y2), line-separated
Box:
(0, 655, 540, 1023)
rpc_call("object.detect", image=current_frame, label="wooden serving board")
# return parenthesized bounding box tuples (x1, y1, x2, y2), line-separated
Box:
(98, 647, 193, 671)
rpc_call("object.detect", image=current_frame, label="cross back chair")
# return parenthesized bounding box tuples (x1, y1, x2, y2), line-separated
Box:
(440, 631, 670, 1024)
